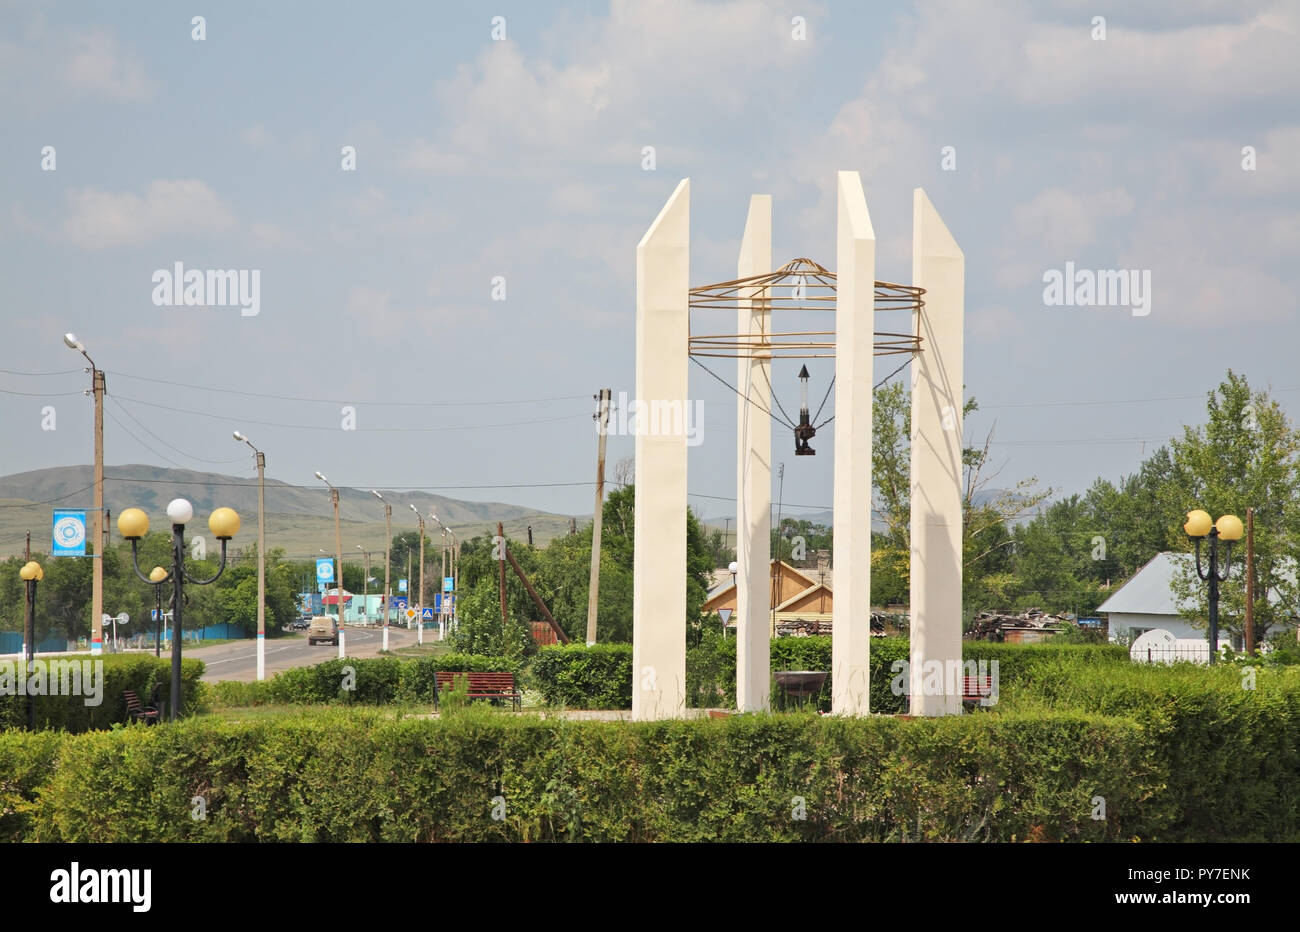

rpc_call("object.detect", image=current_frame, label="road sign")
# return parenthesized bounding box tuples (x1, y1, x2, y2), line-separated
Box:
(442, 576, 454, 593)
(421, 607, 434, 621)
(404, 608, 418, 623)
(52, 509, 87, 556)
(315, 558, 335, 583)
(718, 609, 732, 625)
(116, 612, 129, 624)
(391, 596, 408, 611)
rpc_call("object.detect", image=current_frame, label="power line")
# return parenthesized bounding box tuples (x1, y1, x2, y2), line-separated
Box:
(109, 397, 248, 465)
(107, 371, 589, 408)
(110, 394, 585, 432)
(0, 368, 82, 376)
(103, 406, 189, 469)
(0, 482, 97, 509)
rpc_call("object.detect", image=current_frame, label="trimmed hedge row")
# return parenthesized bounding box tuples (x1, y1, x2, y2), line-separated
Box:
(2, 710, 1157, 842)
(0, 654, 205, 732)
(1001, 662, 1300, 842)
(532, 638, 1130, 711)
(530, 644, 633, 709)
(207, 653, 519, 707)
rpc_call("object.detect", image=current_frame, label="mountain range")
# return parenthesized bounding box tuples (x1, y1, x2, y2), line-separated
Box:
(0, 464, 577, 559)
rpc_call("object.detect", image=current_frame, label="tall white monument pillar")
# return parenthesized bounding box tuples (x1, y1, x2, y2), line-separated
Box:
(736, 195, 773, 712)
(633, 179, 690, 720)
(831, 171, 875, 716)
(909, 188, 965, 716)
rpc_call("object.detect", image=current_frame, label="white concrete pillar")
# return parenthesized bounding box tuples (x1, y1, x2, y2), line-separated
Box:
(909, 188, 965, 716)
(831, 171, 875, 716)
(632, 178, 690, 720)
(736, 195, 772, 712)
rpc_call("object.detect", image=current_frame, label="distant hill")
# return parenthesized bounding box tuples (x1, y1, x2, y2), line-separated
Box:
(0, 465, 577, 559)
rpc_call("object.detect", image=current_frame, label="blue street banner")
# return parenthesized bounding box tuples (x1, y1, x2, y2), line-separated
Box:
(52, 509, 87, 556)
(443, 576, 454, 593)
(315, 558, 335, 583)
(398, 578, 408, 593)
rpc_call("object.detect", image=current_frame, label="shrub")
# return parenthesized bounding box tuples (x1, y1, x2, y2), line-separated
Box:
(0, 654, 205, 732)
(3, 710, 1161, 842)
(531, 643, 633, 709)
(208, 653, 520, 708)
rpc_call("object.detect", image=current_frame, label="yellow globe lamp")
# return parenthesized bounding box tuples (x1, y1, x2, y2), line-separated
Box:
(149, 566, 168, 584)
(117, 507, 150, 540)
(1183, 509, 1213, 538)
(1215, 514, 1244, 542)
(19, 561, 43, 581)
(208, 507, 241, 540)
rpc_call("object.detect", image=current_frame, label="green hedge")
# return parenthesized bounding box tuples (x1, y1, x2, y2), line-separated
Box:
(1001, 662, 1300, 841)
(531, 644, 634, 709)
(209, 653, 519, 707)
(551, 637, 1129, 712)
(0, 654, 205, 732)
(2, 710, 1159, 842)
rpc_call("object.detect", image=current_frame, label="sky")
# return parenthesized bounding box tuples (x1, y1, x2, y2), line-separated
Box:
(1, 0, 1297, 527)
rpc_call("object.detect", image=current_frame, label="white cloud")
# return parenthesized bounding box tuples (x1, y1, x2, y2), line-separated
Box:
(63, 29, 154, 101)
(61, 180, 237, 249)
(402, 0, 817, 178)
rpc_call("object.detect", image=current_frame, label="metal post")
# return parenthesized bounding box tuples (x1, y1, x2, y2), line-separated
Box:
(24, 576, 36, 730)
(1207, 528, 1220, 665)
(92, 368, 105, 656)
(171, 523, 184, 720)
(587, 387, 611, 644)
(256, 450, 266, 679)
(1246, 507, 1255, 656)
(333, 488, 344, 658)
(154, 584, 163, 657)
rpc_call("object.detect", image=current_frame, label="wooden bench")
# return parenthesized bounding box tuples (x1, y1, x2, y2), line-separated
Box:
(123, 688, 160, 724)
(961, 675, 996, 707)
(435, 672, 521, 711)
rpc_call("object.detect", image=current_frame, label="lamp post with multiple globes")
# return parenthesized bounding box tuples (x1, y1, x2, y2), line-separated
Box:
(1183, 509, 1243, 664)
(118, 499, 240, 720)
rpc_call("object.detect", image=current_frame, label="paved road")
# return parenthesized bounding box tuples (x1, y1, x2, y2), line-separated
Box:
(192, 625, 430, 682)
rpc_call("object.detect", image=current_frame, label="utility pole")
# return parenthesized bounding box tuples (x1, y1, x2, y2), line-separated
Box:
(234, 432, 266, 679)
(586, 387, 611, 645)
(314, 472, 345, 659)
(92, 367, 105, 655)
(1246, 506, 1255, 656)
(410, 505, 425, 644)
(372, 491, 392, 651)
(498, 521, 508, 629)
(358, 546, 370, 624)
(773, 462, 784, 637)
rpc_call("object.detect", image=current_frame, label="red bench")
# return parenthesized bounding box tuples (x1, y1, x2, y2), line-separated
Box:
(123, 688, 160, 724)
(435, 672, 521, 711)
(962, 675, 996, 707)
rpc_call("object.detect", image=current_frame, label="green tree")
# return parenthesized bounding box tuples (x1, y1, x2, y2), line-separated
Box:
(1167, 372, 1300, 642)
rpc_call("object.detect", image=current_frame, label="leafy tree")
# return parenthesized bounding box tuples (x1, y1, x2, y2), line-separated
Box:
(1167, 372, 1300, 642)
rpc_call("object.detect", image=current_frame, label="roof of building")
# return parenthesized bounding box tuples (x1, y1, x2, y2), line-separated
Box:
(1096, 553, 1196, 617)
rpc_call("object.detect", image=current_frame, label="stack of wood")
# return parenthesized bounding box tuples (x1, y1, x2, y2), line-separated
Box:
(967, 607, 1071, 641)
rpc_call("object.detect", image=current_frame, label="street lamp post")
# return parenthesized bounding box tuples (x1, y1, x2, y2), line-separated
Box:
(148, 566, 167, 657)
(20, 560, 44, 730)
(410, 505, 425, 644)
(1184, 509, 1243, 664)
(118, 499, 239, 720)
(372, 491, 392, 651)
(63, 333, 106, 656)
(431, 513, 457, 638)
(234, 431, 267, 680)
(315, 473, 346, 659)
